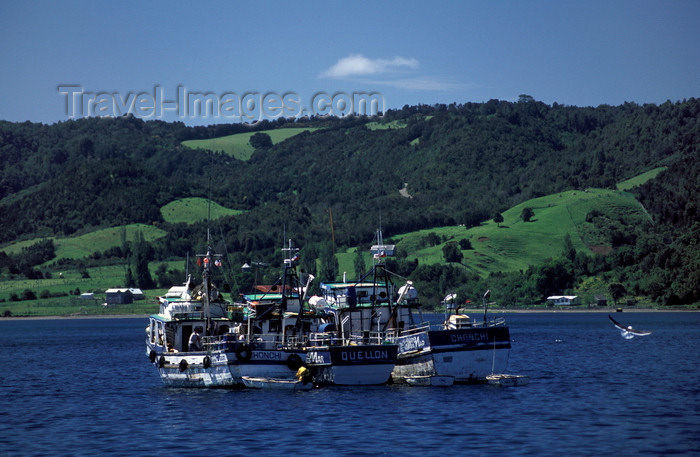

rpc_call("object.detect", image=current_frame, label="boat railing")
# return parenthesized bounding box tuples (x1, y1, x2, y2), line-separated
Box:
(284, 335, 309, 348)
(307, 332, 339, 347)
(344, 331, 394, 346)
(202, 331, 303, 351)
(381, 322, 430, 343)
(247, 332, 287, 350)
(439, 315, 508, 330)
(399, 322, 431, 336)
(469, 316, 507, 328)
(201, 334, 229, 351)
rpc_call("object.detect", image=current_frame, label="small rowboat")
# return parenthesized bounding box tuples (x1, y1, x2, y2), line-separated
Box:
(486, 374, 530, 387)
(405, 375, 455, 387)
(242, 376, 314, 391)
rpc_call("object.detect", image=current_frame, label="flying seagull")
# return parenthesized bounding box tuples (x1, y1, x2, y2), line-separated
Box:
(608, 314, 652, 339)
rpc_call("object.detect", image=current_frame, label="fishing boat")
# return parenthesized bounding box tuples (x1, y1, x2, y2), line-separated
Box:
(310, 230, 512, 384)
(226, 239, 399, 387)
(230, 241, 319, 382)
(304, 330, 398, 386)
(236, 240, 395, 387)
(240, 242, 400, 387)
(146, 246, 244, 388)
(146, 237, 316, 388)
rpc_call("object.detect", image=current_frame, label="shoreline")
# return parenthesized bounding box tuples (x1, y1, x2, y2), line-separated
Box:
(471, 307, 694, 314)
(0, 314, 151, 321)
(1, 307, 696, 321)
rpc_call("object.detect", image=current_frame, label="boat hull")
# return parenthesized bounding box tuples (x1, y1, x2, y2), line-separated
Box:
(148, 343, 309, 388)
(149, 349, 242, 388)
(393, 326, 511, 383)
(236, 348, 306, 380)
(306, 344, 398, 386)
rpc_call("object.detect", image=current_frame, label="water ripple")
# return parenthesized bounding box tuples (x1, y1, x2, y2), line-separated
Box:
(1, 313, 699, 456)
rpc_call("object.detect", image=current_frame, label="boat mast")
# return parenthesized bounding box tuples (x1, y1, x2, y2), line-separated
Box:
(201, 247, 211, 336)
(281, 238, 300, 310)
(483, 289, 491, 325)
(370, 227, 398, 333)
(198, 174, 217, 337)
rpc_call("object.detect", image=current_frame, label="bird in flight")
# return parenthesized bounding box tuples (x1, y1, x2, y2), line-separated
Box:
(608, 315, 652, 339)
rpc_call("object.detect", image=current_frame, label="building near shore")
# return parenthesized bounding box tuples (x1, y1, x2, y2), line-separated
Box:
(546, 295, 581, 306)
(105, 288, 144, 305)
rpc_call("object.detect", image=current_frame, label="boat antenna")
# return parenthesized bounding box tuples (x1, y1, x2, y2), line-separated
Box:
(200, 153, 216, 335)
(491, 334, 496, 375)
(207, 168, 212, 244)
(185, 251, 189, 282)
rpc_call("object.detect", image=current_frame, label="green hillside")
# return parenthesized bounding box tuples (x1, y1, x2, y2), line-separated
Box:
(0, 262, 171, 316)
(616, 166, 667, 191)
(2, 198, 242, 264)
(182, 127, 319, 160)
(336, 188, 649, 278)
(399, 189, 648, 276)
(365, 119, 407, 130)
(161, 197, 244, 224)
(1, 224, 167, 263)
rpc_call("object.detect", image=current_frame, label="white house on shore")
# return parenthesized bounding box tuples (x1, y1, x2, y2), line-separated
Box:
(546, 295, 582, 306)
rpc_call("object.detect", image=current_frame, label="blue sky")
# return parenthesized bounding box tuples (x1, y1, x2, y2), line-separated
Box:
(0, 0, 698, 125)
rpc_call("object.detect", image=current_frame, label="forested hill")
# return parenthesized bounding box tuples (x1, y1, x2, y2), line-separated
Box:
(0, 97, 699, 305)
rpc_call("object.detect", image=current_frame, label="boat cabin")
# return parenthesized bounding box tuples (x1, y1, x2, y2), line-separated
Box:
(445, 314, 473, 329)
(319, 281, 396, 308)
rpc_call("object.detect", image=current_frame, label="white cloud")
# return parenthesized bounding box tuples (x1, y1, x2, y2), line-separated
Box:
(320, 54, 466, 93)
(321, 54, 419, 78)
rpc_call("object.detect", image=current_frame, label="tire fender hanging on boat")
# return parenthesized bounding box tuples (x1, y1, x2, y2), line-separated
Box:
(236, 344, 252, 362)
(149, 350, 157, 364)
(158, 355, 166, 368)
(203, 356, 211, 369)
(287, 354, 303, 371)
(179, 359, 189, 372)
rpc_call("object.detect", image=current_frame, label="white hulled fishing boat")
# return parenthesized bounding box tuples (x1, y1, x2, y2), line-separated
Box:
(146, 246, 243, 388)
(146, 237, 316, 388)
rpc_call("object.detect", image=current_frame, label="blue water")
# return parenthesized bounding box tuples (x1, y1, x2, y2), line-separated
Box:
(1, 312, 698, 456)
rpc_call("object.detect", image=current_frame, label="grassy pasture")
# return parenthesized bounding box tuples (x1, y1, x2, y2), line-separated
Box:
(335, 188, 650, 280)
(1, 224, 167, 261)
(388, 188, 649, 277)
(160, 197, 244, 224)
(182, 127, 319, 161)
(335, 247, 375, 281)
(616, 166, 667, 191)
(366, 120, 407, 130)
(0, 261, 181, 316)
